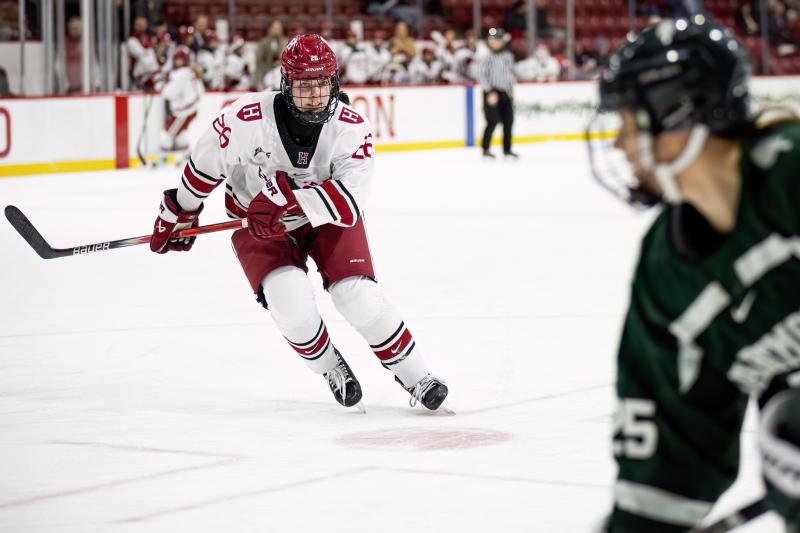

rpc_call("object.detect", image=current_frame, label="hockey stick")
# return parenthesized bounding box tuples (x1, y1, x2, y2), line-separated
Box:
(688, 497, 768, 533)
(136, 92, 155, 167)
(4, 205, 246, 259)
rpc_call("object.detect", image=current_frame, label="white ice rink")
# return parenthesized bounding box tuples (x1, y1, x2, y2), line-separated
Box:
(0, 142, 784, 532)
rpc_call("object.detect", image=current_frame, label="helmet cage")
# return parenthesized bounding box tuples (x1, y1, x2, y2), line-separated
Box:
(280, 72, 341, 125)
(586, 110, 661, 209)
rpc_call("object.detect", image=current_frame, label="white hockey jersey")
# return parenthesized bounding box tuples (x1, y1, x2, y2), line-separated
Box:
(197, 48, 225, 90)
(176, 91, 374, 231)
(160, 66, 205, 117)
(127, 33, 159, 84)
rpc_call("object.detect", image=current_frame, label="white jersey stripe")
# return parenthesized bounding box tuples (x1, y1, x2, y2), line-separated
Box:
(614, 480, 713, 527)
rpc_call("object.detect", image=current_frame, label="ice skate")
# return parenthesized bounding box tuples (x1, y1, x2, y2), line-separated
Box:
(324, 349, 363, 409)
(397, 374, 449, 411)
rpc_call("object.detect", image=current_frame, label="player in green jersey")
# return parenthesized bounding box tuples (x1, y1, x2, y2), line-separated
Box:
(586, 16, 800, 533)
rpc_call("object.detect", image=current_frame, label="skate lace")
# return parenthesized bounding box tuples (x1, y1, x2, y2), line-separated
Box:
(327, 362, 350, 402)
(407, 375, 439, 408)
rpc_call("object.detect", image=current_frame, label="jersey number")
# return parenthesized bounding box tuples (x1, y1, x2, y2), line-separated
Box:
(213, 115, 231, 148)
(613, 398, 658, 460)
(351, 134, 373, 160)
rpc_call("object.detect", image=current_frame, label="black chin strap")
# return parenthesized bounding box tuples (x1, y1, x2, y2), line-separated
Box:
(276, 94, 321, 146)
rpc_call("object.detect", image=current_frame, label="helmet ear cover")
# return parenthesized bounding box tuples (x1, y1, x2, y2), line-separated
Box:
(280, 34, 341, 125)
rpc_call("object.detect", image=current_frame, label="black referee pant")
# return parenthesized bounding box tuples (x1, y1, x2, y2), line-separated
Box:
(481, 90, 514, 154)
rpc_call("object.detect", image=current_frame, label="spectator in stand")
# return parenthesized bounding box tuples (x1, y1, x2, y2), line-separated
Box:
(0, 2, 20, 40)
(62, 16, 83, 93)
(338, 29, 360, 73)
(262, 55, 282, 90)
(432, 28, 465, 82)
(225, 36, 252, 90)
(514, 43, 560, 81)
(364, 0, 422, 28)
(253, 20, 287, 91)
(176, 25, 199, 70)
(768, 0, 798, 54)
(455, 28, 483, 82)
(366, 30, 393, 83)
(197, 30, 224, 90)
(321, 22, 347, 62)
(666, 0, 692, 18)
(390, 21, 416, 68)
(594, 36, 611, 67)
(191, 14, 210, 52)
(409, 45, 443, 83)
(128, 15, 160, 90)
(635, 1, 662, 17)
(154, 24, 174, 70)
(572, 39, 599, 79)
(340, 29, 372, 84)
(735, 0, 760, 36)
(0, 67, 11, 96)
(503, 0, 562, 38)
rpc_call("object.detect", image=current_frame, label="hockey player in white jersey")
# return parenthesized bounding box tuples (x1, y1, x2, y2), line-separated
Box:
(148, 34, 449, 411)
(157, 46, 205, 156)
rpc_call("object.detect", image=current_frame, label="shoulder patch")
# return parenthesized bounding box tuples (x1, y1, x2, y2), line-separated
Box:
(751, 134, 793, 170)
(237, 102, 263, 122)
(338, 107, 364, 124)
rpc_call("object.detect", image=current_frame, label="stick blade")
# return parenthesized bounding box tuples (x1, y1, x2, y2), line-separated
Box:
(4, 205, 59, 259)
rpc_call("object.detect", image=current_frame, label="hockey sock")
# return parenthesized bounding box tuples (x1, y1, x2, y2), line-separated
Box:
(330, 276, 428, 387)
(261, 266, 337, 374)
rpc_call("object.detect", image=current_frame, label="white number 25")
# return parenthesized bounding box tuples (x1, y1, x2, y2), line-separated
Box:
(613, 398, 658, 460)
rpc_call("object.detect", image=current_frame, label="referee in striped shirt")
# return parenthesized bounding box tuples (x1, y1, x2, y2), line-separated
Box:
(479, 28, 518, 159)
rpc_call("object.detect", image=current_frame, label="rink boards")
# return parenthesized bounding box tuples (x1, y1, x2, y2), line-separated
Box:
(1, 77, 799, 177)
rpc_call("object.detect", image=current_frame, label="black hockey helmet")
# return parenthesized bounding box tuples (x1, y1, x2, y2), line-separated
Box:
(587, 16, 751, 207)
(599, 16, 750, 136)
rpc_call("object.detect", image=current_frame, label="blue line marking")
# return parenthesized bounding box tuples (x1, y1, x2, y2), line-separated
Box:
(465, 85, 474, 147)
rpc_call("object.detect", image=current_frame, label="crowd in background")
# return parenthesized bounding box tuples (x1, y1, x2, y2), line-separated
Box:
(735, 0, 800, 53)
(2, 0, 800, 96)
(124, 11, 598, 94)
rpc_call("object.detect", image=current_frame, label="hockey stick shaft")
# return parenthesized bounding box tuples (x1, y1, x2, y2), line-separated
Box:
(688, 498, 767, 533)
(5, 205, 245, 259)
(136, 92, 155, 167)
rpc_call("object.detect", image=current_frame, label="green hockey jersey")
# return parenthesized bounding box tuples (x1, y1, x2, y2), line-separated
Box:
(609, 122, 800, 533)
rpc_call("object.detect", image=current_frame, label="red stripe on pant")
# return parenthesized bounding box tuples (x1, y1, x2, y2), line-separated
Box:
(166, 111, 196, 136)
(289, 328, 330, 359)
(374, 328, 413, 361)
(319, 181, 354, 226)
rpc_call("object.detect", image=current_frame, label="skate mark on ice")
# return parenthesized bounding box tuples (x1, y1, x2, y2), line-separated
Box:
(116, 466, 375, 523)
(0, 458, 239, 509)
(47, 440, 243, 459)
(115, 463, 606, 524)
(461, 383, 612, 415)
(382, 466, 608, 489)
(336, 427, 510, 451)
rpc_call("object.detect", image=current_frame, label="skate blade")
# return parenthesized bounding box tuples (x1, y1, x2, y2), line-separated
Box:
(352, 402, 367, 414)
(437, 402, 456, 415)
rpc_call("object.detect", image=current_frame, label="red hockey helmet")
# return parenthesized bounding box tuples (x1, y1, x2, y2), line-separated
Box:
(173, 45, 191, 66)
(203, 29, 217, 42)
(280, 33, 340, 125)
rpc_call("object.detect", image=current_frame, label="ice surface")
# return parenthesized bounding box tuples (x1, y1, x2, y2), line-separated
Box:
(0, 142, 782, 532)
